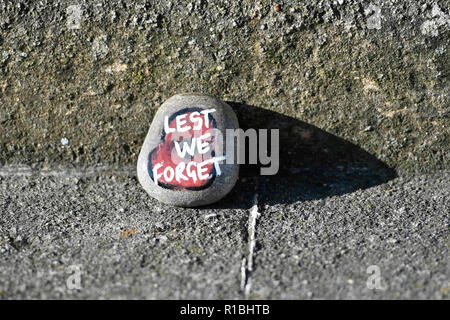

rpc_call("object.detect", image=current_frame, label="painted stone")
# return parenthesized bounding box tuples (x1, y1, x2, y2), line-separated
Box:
(137, 93, 239, 207)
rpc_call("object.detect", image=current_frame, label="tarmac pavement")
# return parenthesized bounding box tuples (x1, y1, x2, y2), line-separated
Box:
(0, 165, 448, 299)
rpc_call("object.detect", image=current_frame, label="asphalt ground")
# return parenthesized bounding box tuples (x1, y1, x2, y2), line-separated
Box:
(0, 165, 448, 299)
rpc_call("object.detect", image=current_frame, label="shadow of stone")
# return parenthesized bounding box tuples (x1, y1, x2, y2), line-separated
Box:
(210, 102, 397, 209)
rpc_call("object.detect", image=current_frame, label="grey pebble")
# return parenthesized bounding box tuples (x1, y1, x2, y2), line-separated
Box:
(137, 93, 239, 207)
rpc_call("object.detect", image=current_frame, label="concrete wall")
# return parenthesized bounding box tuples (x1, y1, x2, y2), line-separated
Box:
(0, 0, 448, 173)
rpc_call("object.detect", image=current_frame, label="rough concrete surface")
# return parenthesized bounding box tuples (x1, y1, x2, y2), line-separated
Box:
(0, 0, 449, 172)
(0, 166, 448, 299)
(0, 0, 449, 301)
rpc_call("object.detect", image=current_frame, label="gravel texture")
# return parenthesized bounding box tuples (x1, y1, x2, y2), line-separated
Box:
(0, 165, 448, 299)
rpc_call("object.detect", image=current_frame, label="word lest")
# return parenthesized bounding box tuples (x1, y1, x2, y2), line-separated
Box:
(164, 109, 216, 133)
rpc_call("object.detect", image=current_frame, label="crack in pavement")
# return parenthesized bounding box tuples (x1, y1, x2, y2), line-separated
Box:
(241, 193, 261, 297)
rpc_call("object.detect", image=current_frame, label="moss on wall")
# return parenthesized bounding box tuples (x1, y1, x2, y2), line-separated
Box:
(0, 0, 448, 172)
